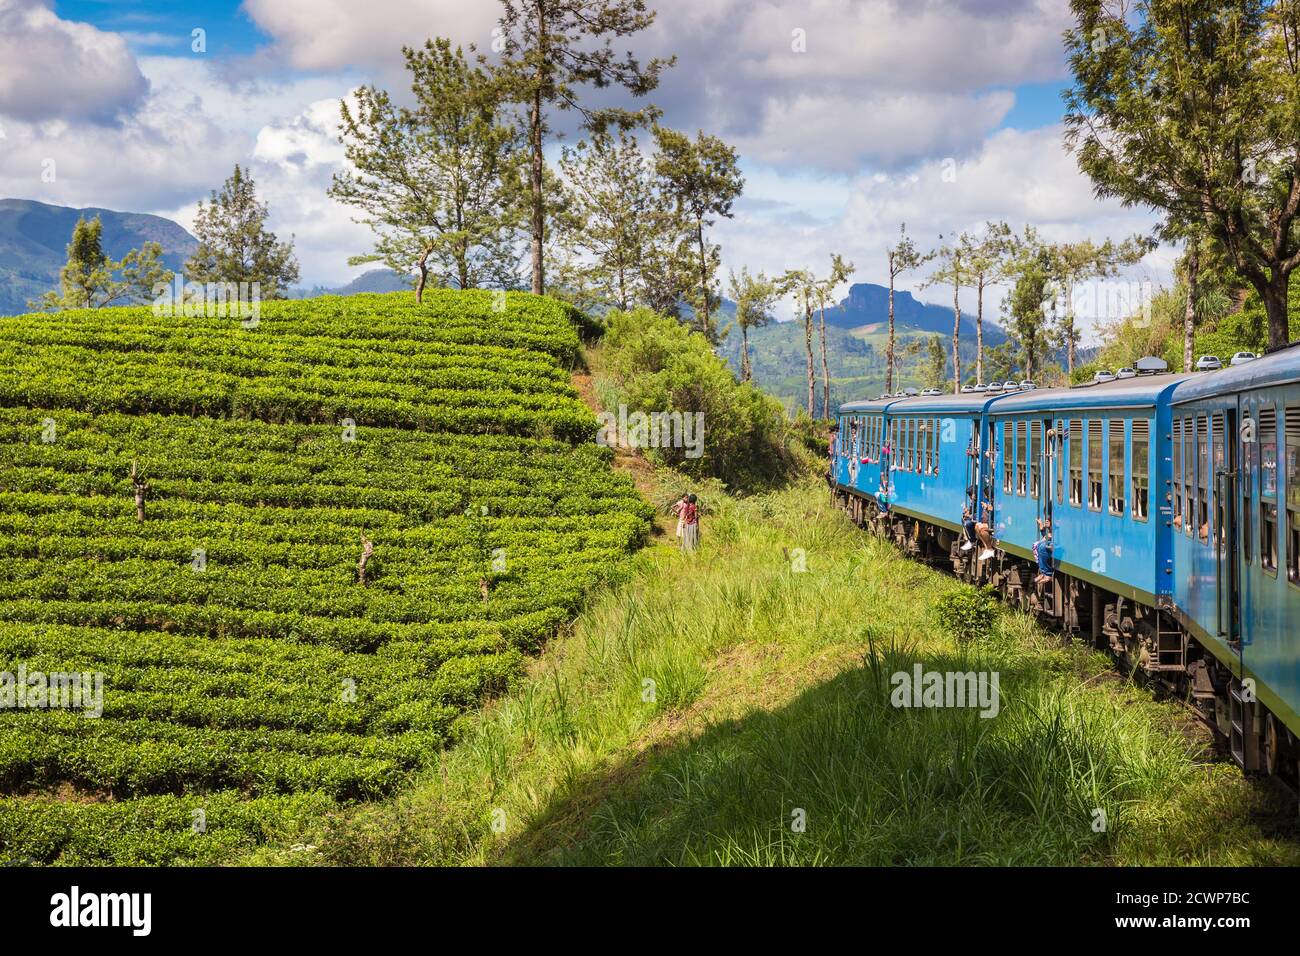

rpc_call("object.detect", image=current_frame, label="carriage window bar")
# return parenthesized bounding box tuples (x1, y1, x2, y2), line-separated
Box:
(1030, 421, 1042, 498)
(1055, 419, 1065, 505)
(1212, 413, 1226, 555)
(1286, 405, 1300, 585)
(1003, 422, 1013, 493)
(1261, 406, 1277, 573)
(1088, 419, 1103, 511)
(1173, 418, 1184, 531)
(1132, 418, 1149, 521)
(1016, 421, 1027, 496)
(1186, 415, 1194, 531)
(1197, 413, 1210, 543)
(1108, 419, 1126, 515)
(1069, 422, 1083, 506)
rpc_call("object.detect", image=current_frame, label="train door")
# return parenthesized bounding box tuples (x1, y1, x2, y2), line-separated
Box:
(1038, 417, 1053, 531)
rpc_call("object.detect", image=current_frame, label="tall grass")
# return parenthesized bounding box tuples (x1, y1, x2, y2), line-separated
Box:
(262, 480, 1298, 867)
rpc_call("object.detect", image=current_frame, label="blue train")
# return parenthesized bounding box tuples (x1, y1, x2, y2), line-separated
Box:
(831, 346, 1300, 782)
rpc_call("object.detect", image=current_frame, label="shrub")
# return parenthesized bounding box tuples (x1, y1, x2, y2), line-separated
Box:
(933, 586, 1000, 642)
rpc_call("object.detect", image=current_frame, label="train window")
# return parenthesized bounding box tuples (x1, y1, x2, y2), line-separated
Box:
(1183, 415, 1195, 535)
(1261, 406, 1277, 573)
(1212, 413, 1226, 555)
(1055, 419, 1065, 504)
(1242, 411, 1253, 563)
(1088, 419, 1103, 510)
(1003, 422, 1013, 493)
(1030, 421, 1042, 498)
(1287, 405, 1300, 585)
(1132, 419, 1149, 521)
(910, 418, 919, 471)
(1197, 413, 1209, 543)
(1068, 422, 1082, 506)
(1173, 418, 1184, 531)
(1108, 419, 1126, 515)
(1015, 421, 1027, 495)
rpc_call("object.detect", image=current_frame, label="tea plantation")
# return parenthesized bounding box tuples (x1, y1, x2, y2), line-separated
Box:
(0, 290, 652, 864)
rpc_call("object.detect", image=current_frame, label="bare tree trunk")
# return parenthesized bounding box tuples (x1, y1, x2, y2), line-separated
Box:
(529, 80, 545, 296)
(1261, 271, 1289, 352)
(1065, 281, 1076, 375)
(741, 324, 751, 381)
(1183, 243, 1199, 372)
(696, 221, 710, 337)
(130, 459, 148, 523)
(975, 278, 984, 384)
(415, 248, 430, 304)
(819, 303, 831, 419)
(951, 278, 962, 395)
(357, 534, 374, 586)
(804, 304, 815, 416)
(886, 266, 896, 394)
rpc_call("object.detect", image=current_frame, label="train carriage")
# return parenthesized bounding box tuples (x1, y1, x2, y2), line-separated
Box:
(1169, 348, 1300, 771)
(831, 347, 1300, 787)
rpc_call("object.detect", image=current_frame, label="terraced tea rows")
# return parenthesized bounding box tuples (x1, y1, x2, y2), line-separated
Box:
(0, 291, 651, 864)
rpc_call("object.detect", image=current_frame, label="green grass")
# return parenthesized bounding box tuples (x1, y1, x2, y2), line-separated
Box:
(277, 479, 1300, 867)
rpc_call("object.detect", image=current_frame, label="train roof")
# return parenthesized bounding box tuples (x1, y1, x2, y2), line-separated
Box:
(1171, 342, 1300, 404)
(989, 372, 1194, 414)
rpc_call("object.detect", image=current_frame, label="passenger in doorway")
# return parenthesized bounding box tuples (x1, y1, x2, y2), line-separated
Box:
(974, 499, 997, 560)
(1033, 522, 1054, 587)
(961, 505, 979, 552)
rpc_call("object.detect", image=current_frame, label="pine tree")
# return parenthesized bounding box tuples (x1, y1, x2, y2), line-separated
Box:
(186, 165, 299, 299)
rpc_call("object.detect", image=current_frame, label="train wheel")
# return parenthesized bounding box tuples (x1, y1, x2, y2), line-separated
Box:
(1264, 713, 1280, 777)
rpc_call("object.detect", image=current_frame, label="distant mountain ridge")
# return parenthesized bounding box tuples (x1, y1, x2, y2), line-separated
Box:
(0, 198, 198, 315)
(822, 282, 1007, 345)
(0, 199, 420, 315)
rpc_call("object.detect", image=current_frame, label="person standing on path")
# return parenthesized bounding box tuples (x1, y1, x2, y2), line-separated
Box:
(670, 493, 688, 539)
(681, 493, 700, 551)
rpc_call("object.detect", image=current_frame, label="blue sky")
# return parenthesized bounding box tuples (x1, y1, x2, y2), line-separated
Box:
(2, 0, 1166, 336)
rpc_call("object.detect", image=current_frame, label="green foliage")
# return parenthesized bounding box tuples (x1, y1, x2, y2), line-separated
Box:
(0, 290, 651, 863)
(932, 586, 1001, 642)
(599, 307, 800, 490)
(34, 214, 173, 312)
(186, 165, 299, 299)
(331, 39, 524, 297)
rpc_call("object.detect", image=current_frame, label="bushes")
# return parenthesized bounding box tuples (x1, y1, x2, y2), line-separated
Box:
(932, 586, 1001, 642)
(597, 308, 802, 490)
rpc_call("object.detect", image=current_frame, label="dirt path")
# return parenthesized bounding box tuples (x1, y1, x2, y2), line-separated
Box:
(572, 355, 671, 538)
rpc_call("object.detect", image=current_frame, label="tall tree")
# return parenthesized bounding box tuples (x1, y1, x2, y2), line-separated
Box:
(727, 267, 779, 382)
(186, 165, 299, 299)
(925, 235, 971, 394)
(1003, 240, 1053, 380)
(1063, 0, 1300, 351)
(556, 129, 673, 310)
(493, 0, 673, 296)
(781, 268, 818, 415)
(1045, 236, 1149, 374)
(923, 334, 948, 391)
(960, 221, 1014, 383)
(653, 126, 744, 340)
(885, 225, 933, 393)
(331, 39, 524, 301)
(816, 253, 854, 418)
(36, 214, 172, 311)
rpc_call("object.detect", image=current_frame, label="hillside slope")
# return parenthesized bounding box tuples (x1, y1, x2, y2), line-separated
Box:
(0, 290, 652, 865)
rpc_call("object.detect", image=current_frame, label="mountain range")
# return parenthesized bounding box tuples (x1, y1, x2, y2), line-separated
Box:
(0, 198, 413, 314)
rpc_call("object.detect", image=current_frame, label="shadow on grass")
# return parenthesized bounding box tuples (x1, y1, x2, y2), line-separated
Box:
(486, 640, 1300, 867)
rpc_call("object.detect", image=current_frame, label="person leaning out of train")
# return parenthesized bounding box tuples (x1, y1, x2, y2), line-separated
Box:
(1032, 519, 1054, 587)
(973, 499, 997, 561)
(961, 505, 979, 552)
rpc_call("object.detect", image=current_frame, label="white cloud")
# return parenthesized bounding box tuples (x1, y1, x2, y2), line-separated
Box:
(714, 125, 1167, 341)
(0, 0, 148, 123)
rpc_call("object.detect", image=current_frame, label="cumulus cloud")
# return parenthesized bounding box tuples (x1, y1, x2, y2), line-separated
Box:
(0, 0, 148, 123)
(242, 0, 1073, 172)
